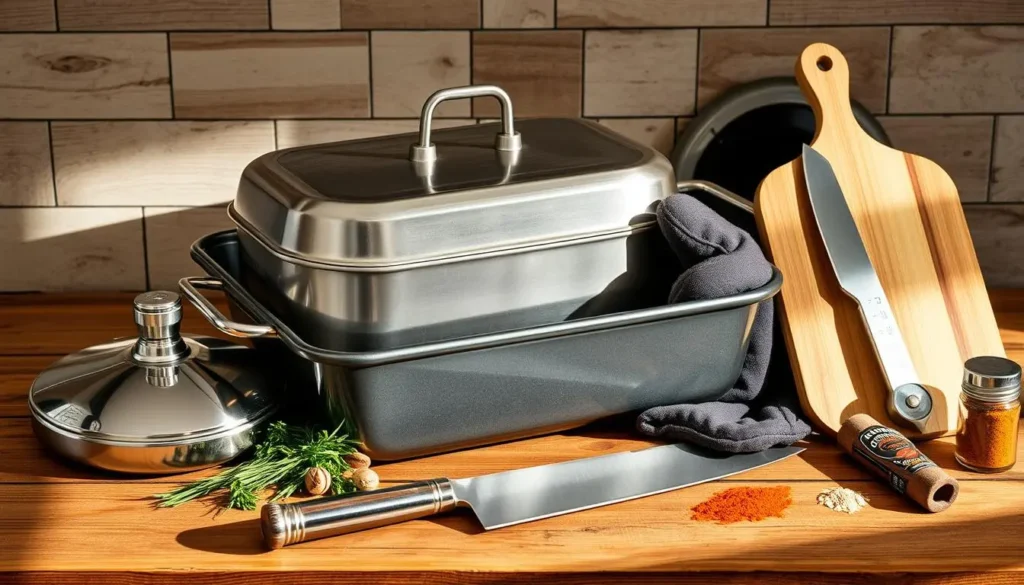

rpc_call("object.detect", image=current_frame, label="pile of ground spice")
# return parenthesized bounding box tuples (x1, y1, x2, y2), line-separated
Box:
(690, 486, 792, 524)
(817, 487, 868, 514)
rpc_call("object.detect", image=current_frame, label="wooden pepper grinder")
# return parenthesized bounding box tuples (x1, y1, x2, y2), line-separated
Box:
(838, 414, 959, 512)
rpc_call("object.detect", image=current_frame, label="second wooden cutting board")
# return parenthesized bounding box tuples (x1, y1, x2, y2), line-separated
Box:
(754, 43, 1005, 439)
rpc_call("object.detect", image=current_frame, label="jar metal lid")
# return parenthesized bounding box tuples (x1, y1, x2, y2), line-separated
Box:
(962, 356, 1022, 402)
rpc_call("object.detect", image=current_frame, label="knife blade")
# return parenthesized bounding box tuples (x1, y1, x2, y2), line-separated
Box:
(801, 144, 933, 431)
(261, 443, 804, 548)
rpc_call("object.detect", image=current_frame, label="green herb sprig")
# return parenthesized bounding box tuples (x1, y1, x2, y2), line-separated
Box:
(155, 421, 360, 510)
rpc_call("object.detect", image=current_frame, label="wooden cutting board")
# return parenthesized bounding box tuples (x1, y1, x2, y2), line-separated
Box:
(754, 43, 1005, 439)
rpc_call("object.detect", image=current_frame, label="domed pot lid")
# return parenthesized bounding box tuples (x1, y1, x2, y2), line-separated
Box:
(29, 291, 278, 453)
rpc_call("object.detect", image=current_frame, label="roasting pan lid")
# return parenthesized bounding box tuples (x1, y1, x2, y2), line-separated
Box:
(230, 85, 674, 267)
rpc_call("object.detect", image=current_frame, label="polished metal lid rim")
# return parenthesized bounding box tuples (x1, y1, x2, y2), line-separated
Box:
(231, 114, 674, 268)
(229, 202, 658, 272)
(29, 400, 278, 447)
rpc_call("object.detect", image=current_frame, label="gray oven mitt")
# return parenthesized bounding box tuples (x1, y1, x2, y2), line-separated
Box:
(635, 193, 811, 453)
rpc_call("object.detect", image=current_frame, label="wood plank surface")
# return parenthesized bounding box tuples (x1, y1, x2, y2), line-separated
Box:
(56, 0, 269, 30)
(52, 121, 275, 206)
(169, 33, 370, 119)
(143, 207, 236, 290)
(3, 417, 1023, 484)
(880, 116, 995, 203)
(755, 43, 1005, 438)
(0, 481, 1022, 574)
(966, 205, 1024, 290)
(472, 31, 582, 118)
(0, 122, 54, 206)
(991, 116, 1024, 203)
(270, 0, 341, 30)
(698, 27, 890, 113)
(0, 33, 171, 119)
(370, 32, 471, 117)
(482, 0, 554, 28)
(584, 30, 697, 116)
(340, 0, 480, 29)
(0, 291, 234, 355)
(889, 26, 1024, 114)
(557, 0, 766, 27)
(769, 0, 1024, 25)
(0, 290, 1022, 580)
(0, 0, 55, 31)
(0, 208, 147, 292)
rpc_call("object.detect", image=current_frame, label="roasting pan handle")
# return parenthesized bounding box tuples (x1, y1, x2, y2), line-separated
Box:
(178, 277, 278, 338)
(676, 180, 753, 214)
(410, 85, 522, 165)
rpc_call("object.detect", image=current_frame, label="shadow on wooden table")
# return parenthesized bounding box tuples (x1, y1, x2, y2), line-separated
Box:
(640, 511, 1024, 573)
(175, 508, 484, 555)
(176, 518, 267, 555)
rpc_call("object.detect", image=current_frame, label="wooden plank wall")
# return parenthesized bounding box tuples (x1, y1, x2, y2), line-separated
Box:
(0, 0, 1022, 291)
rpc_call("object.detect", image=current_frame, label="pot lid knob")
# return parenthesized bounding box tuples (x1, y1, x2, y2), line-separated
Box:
(132, 291, 189, 364)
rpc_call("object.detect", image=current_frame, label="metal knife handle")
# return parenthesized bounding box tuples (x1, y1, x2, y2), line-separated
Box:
(261, 479, 457, 549)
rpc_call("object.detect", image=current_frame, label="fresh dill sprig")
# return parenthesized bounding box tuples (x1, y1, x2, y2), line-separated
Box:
(154, 421, 360, 510)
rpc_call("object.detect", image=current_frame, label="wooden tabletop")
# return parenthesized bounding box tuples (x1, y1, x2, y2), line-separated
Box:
(1, 291, 1023, 584)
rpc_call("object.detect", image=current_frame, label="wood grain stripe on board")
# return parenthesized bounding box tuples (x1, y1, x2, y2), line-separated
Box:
(904, 153, 970, 361)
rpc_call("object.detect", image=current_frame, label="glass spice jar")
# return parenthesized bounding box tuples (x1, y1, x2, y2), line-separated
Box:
(954, 356, 1021, 473)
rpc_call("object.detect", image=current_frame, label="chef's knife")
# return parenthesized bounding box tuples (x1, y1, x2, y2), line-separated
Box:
(802, 144, 933, 432)
(261, 443, 803, 548)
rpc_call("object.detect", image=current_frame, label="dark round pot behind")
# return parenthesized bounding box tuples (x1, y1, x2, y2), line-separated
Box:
(673, 77, 890, 204)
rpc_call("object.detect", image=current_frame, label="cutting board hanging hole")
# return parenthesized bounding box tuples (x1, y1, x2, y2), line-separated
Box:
(796, 44, 860, 148)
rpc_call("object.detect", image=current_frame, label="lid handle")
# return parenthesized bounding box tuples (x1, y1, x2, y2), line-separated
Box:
(132, 291, 190, 364)
(409, 85, 522, 165)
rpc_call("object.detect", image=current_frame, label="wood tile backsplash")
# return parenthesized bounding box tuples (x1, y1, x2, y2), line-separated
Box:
(0, 0, 1021, 291)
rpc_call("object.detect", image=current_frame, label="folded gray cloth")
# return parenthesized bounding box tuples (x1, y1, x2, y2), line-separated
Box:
(636, 193, 811, 453)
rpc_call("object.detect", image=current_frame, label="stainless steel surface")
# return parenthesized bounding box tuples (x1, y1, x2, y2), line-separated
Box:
(233, 218, 676, 350)
(226, 182, 745, 352)
(261, 444, 804, 547)
(232, 112, 672, 268)
(680, 179, 753, 213)
(262, 479, 457, 549)
(230, 84, 676, 344)
(189, 181, 785, 460)
(802, 144, 933, 431)
(179, 276, 277, 338)
(962, 356, 1022, 402)
(409, 85, 521, 165)
(28, 291, 279, 474)
(130, 291, 190, 366)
